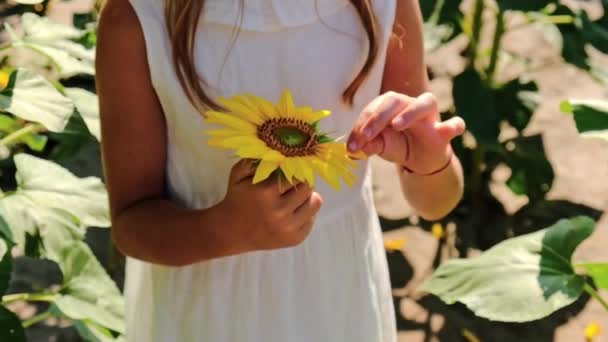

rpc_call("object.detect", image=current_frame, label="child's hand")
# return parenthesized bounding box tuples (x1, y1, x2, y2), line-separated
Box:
(347, 92, 465, 174)
(218, 160, 323, 252)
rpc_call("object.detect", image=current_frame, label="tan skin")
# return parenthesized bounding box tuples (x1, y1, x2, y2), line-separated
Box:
(96, 0, 464, 267)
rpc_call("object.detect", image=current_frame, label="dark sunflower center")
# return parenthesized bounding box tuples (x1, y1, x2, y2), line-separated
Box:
(258, 118, 318, 157)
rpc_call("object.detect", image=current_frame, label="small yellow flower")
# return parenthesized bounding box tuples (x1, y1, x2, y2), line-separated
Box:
(205, 90, 361, 190)
(585, 321, 601, 341)
(431, 223, 445, 239)
(0, 69, 10, 90)
(384, 238, 406, 251)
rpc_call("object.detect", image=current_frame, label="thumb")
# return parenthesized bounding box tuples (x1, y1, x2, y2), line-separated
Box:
(436, 117, 466, 142)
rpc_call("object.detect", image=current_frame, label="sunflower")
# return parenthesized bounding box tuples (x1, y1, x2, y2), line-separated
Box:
(204, 90, 364, 191)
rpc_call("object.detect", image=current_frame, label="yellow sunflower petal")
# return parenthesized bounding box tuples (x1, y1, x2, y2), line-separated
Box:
(216, 136, 265, 149)
(280, 159, 297, 183)
(253, 160, 279, 184)
(312, 159, 341, 191)
(206, 111, 257, 133)
(216, 98, 265, 125)
(301, 109, 331, 124)
(278, 89, 296, 117)
(247, 94, 280, 118)
(236, 144, 272, 159)
(298, 157, 316, 186)
(261, 149, 286, 162)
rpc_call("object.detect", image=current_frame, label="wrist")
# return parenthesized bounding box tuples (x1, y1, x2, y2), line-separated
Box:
(399, 149, 454, 177)
(204, 200, 253, 257)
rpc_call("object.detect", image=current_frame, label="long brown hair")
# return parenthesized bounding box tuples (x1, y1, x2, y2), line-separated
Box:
(165, 0, 379, 112)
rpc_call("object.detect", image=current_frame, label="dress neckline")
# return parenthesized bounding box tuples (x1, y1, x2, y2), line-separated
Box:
(202, 0, 350, 31)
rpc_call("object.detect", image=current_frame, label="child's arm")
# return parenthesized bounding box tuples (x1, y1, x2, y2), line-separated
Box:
(97, 0, 321, 267)
(348, 0, 465, 221)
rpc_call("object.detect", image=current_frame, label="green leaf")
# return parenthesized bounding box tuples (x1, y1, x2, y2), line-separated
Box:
(0, 69, 73, 132)
(578, 263, 608, 289)
(423, 216, 594, 322)
(495, 79, 539, 132)
(13, 153, 109, 228)
(561, 99, 608, 141)
(0, 216, 13, 296)
(498, 0, 557, 12)
(0, 238, 11, 296)
(0, 154, 109, 249)
(63, 88, 100, 141)
(504, 135, 554, 201)
(0, 306, 26, 342)
(580, 10, 608, 54)
(7, 13, 95, 78)
(453, 68, 500, 145)
(75, 320, 122, 342)
(53, 241, 125, 334)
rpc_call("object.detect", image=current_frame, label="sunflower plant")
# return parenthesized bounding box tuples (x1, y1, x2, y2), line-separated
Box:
(205, 90, 365, 191)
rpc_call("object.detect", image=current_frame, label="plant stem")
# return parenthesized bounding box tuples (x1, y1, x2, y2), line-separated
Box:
(0, 42, 12, 53)
(487, 10, 505, 85)
(469, 0, 485, 65)
(0, 123, 44, 148)
(584, 283, 608, 312)
(1, 293, 57, 306)
(22, 311, 52, 328)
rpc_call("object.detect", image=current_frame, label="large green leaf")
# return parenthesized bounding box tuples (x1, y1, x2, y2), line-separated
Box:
(504, 135, 554, 201)
(0, 154, 109, 249)
(0, 306, 26, 342)
(0, 69, 73, 132)
(0, 195, 84, 259)
(453, 68, 500, 145)
(53, 241, 125, 334)
(6, 13, 95, 78)
(495, 79, 540, 132)
(75, 320, 123, 342)
(580, 9, 608, 54)
(13, 153, 109, 227)
(578, 263, 608, 289)
(64, 88, 100, 141)
(423, 216, 594, 322)
(561, 99, 608, 141)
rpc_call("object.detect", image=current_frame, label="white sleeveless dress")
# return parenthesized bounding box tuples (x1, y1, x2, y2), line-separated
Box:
(124, 0, 397, 341)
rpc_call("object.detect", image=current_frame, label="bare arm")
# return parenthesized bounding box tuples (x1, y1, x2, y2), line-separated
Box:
(96, 0, 243, 266)
(97, 0, 320, 266)
(381, 0, 464, 220)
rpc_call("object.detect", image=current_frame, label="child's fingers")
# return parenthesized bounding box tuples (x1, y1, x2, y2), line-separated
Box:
(358, 93, 409, 144)
(390, 92, 438, 131)
(347, 95, 386, 152)
(435, 116, 466, 142)
(283, 183, 313, 211)
(361, 135, 385, 156)
(230, 159, 257, 184)
(292, 192, 323, 225)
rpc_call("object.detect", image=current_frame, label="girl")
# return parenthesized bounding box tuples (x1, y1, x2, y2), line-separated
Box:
(96, 0, 465, 341)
